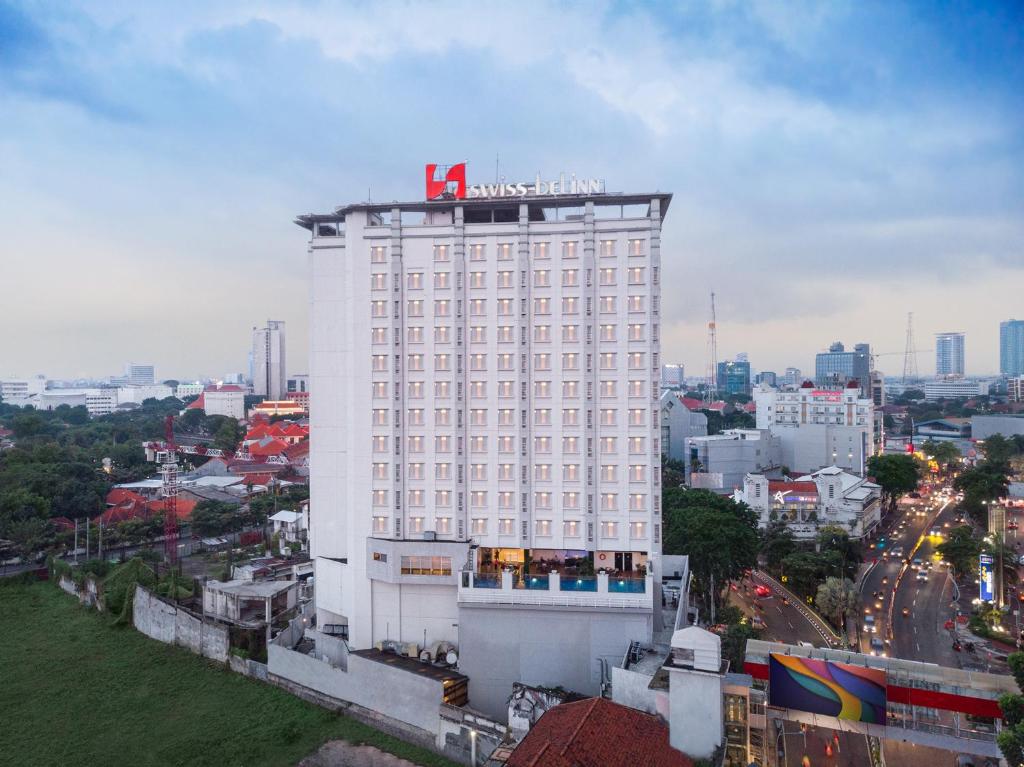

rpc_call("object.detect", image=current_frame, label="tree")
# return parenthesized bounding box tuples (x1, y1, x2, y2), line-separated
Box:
(662, 488, 759, 616)
(760, 521, 796, 572)
(212, 419, 244, 453)
(981, 433, 1016, 467)
(780, 552, 832, 598)
(920, 440, 960, 471)
(189, 500, 243, 537)
(815, 577, 859, 632)
(661, 456, 686, 488)
(866, 454, 920, 515)
(817, 525, 861, 581)
(937, 525, 982, 578)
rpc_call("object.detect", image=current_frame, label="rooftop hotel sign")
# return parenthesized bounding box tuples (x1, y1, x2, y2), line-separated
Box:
(426, 163, 605, 200)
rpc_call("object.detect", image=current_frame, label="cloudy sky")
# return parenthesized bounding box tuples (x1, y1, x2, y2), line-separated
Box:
(1, 1, 1022, 381)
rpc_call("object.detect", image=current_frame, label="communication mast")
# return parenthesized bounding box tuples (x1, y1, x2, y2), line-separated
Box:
(705, 291, 718, 402)
(159, 415, 180, 565)
(902, 312, 918, 384)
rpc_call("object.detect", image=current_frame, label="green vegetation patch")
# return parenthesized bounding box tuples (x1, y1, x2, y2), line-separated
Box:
(0, 582, 455, 767)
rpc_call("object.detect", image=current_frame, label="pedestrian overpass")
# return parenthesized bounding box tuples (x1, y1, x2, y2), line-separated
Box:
(744, 639, 1018, 759)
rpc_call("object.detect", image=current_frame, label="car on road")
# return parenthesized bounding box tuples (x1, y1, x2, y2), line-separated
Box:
(881, 576, 889, 585)
(755, 585, 771, 597)
(864, 614, 876, 633)
(916, 571, 928, 583)
(869, 638, 887, 657)
(930, 527, 942, 537)
(912, 558, 924, 570)
(902, 607, 911, 617)
(1009, 521, 1020, 530)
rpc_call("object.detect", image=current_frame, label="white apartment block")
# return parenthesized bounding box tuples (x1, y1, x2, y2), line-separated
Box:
(299, 186, 667, 718)
(754, 381, 876, 475)
(175, 382, 205, 399)
(923, 379, 990, 401)
(0, 376, 47, 404)
(125, 363, 155, 386)
(253, 320, 287, 400)
(115, 384, 173, 404)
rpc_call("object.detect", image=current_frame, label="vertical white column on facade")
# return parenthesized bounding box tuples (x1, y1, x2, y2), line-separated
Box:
(583, 202, 597, 551)
(648, 197, 663, 572)
(454, 206, 468, 542)
(391, 208, 405, 540)
(518, 202, 532, 547)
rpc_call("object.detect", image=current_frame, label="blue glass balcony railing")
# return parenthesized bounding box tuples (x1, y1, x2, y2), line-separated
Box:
(559, 576, 598, 592)
(473, 574, 500, 589)
(608, 577, 646, 593)
(516, 575, 549, 590)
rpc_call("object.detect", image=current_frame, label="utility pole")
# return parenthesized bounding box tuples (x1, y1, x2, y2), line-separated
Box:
(74, 518, 79, 564)
(86, 519, 90, 561)
(98, 518, 103, 560)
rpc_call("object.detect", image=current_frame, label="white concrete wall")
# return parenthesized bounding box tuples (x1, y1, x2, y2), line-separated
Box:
(371, 581, 460, 648)
(133, 585, 229, 662)
(267, 644, 443, 734)
(668, 667, 722, 760)
(457, 604, 653, 720)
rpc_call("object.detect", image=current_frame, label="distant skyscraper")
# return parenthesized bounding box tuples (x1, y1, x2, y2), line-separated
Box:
(717, 358, 751, 395)
(661, 363, 684, 389)
(1001, 320, 1024, 377)
(782, 367, 802, 387)
(935, 332, 965, 377)
(756, 371, 777, 387)
(815, 342, 870, 393)
(124, 363, 155, 386)
(252, 320, 286, 400)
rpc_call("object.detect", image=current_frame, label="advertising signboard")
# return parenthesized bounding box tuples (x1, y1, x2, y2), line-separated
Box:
(980, 554, 995, 602)
(769, 653, 887, 724)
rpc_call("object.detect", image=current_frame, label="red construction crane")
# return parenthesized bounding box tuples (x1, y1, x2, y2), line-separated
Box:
(160, 415, 180, 565)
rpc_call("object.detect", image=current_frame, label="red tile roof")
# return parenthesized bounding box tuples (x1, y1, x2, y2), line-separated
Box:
(249, 438, 290, 457)
(186, 394, 205, 410)
(768, 481, 818, 495)
(677, 396, 705, 410)
(508, 698, 692, 767)
(99, 489, 196, 524)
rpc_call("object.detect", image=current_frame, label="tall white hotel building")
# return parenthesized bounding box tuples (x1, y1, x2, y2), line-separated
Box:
(297, 178, 670, 716)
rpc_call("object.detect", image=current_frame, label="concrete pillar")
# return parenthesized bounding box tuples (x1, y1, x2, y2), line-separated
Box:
(597, 571, 609, 594)
(549, 572, 561, 592)
(501, 570, 514, 591)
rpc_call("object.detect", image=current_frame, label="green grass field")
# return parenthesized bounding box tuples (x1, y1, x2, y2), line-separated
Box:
(0, 580, 456, 767)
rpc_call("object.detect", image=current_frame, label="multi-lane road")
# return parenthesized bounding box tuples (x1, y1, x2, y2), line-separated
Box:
(859, 489, 961, 666)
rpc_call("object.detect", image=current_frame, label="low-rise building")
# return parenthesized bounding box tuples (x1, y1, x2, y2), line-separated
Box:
(175, 382, 205, 399)
(270, 508, 309, 552)
(185, 384, 246, 419)
(923, 379, 990, 401)
(116, 384, 174, 404)
(1009, 376, 1024, 403)
(971, 414, 1024, 440)
(685, 429, 781, 493)
(660, 392, 708, 466)
(916, 418, 971, 441)
(249, 399, 306, 418)
(0, 375, 47, 404)
(735, 466, 881, 539)
(203, 579, 298, 626)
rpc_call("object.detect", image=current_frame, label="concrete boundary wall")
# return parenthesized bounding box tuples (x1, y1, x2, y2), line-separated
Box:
(132, 585, 229, 662)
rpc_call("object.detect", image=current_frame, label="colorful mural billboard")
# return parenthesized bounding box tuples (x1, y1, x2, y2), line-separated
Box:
(769, 653, 887, 723)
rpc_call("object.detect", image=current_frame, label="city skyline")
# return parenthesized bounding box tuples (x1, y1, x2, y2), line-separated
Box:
(1, 2, 1021, 378)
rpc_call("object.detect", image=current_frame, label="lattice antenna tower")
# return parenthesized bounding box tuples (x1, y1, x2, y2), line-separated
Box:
(705, 291, 718, 402)
(902, 312, 918, 384)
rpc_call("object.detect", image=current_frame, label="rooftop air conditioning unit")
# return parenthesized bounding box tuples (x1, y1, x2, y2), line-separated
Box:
(423, 531, 437, 541)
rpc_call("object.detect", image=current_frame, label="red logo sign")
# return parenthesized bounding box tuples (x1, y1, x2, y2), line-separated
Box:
(426, 163, 466, 200)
